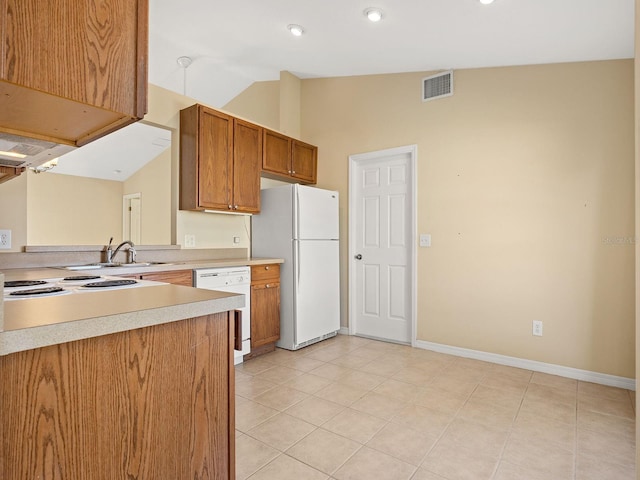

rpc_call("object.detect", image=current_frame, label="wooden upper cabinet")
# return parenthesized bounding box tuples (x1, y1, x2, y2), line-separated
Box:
(0, 0, 148, 145)
(199, 108, 233, 211)
(292, 140, 317, 184)
(180, 104, 261, 214)
(233, 119, 262, 213)
(262, 129, 317, 185)
(263, 130, 292, 177)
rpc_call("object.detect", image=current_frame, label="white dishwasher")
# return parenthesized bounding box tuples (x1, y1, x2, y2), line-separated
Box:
(194, 266, 251, 365)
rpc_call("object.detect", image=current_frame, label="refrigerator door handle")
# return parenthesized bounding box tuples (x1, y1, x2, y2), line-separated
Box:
(294, 186, 300, 240)
(295, 240, 301, 288)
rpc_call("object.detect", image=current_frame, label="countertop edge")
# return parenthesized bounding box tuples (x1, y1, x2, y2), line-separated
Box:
(1, 257, 285, 280)
(0, 292, 244, 356)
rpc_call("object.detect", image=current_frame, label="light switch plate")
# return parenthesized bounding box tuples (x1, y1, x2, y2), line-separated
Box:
(419, 234, 431, 247)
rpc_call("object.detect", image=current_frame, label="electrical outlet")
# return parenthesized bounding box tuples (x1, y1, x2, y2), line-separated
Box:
(184, 234, 196, 248)
(0, 229, 11, 250)
(233, 236, 241, 244)
(532, 320, 543, 337)
(419, 234, 432, 247)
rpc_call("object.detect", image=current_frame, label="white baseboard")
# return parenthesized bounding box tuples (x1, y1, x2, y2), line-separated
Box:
(415, 340, 636, 391)
(338, 327, 350, 336)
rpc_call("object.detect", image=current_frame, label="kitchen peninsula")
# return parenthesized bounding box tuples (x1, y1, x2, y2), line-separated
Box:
(0, 254, 275, 480)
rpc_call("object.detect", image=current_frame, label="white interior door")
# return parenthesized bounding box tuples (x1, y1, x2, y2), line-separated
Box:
(123, 193, 141, 244)
(349, 146, 416, 344)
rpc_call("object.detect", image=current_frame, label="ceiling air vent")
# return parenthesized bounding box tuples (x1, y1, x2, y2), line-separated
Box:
(422, 70, 453, 102)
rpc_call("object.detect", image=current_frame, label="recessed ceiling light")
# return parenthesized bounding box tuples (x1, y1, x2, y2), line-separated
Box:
(364, 7, 384, 22)
(287, 24, 304, 36)
(479, 0, 495, 4)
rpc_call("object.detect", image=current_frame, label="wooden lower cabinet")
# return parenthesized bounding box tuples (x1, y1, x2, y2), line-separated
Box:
(141, 269, 193, 286)
(0, 312, 235, 480)
(249, 264, 281, 357)
(120, 269, 193, 286)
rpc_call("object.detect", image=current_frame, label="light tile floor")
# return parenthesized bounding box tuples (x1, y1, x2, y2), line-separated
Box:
(235, 335, 636, 480)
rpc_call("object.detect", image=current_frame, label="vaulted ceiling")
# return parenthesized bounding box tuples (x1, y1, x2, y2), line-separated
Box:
(149, 0, 634, 108)
(55, 0, 635, 180)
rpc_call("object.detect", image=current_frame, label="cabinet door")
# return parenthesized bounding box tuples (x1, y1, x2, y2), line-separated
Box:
(233, 119, 262, 213)
(263, 129, 292, 176)
(2, 0, 146, 117)
(251, 283, 280, 347)
(198, 107, 233, 210)
(292, 140, 317, 184)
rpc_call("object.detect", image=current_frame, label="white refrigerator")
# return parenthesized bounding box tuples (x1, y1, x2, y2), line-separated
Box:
(252, 184, 340, 350)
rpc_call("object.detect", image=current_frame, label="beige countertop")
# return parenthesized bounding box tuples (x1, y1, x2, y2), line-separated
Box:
(0, 257, 284, 356)
(2, 256, 284, 281)
(1, 284, 243, 356)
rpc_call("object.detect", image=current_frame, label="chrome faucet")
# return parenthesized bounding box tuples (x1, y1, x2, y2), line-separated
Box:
(106, 238, 137, 264)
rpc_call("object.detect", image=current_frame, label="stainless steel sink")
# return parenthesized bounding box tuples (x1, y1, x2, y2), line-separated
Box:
(109, 262, 174, 267)
(63, 262, 172, 270)
(63, 264, 104, 271)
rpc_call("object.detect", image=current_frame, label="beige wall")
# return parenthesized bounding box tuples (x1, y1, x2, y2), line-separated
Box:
(0, 173, 27, 252)
(26, 173, 123, 245)
(0, 84, 252, 252)
(279, 71, 301, 138)
(223, 80, 280, 131)
(123, 149, 172, 245)
(232, 60, 635, 378)
(25, 147, 172, 247)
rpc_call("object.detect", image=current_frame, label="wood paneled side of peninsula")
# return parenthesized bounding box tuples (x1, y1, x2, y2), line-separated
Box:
(1, 312, 235, 479)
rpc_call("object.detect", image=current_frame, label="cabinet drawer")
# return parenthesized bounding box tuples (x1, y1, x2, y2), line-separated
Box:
(119, 270, 193, 286)
(251, 264, 280, 283)
(141, 270, 193, 286)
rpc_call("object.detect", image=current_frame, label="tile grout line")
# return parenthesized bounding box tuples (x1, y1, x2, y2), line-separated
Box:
(416, 372, 484, 479)
(237, 337, 635, 480)
(489, 369, 533, 480)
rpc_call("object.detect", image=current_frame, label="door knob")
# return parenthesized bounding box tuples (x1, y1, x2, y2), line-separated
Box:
(355, 254, 363, 260)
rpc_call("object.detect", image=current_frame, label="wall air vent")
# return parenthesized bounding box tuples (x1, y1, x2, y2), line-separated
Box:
(422, 70, 453, 102)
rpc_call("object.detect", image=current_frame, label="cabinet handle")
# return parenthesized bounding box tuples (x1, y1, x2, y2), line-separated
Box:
(292, 171, 296, 174)
(228, 205, 232, 209)
(288, 170, 292, 174)
(265, 284, 270, 288)
(234, 310, 242, 351)
(265, 266, 270, 270)
(234, 205, 238, 210)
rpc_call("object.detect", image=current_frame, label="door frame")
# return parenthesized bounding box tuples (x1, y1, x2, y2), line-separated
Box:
(123, 193, 142, 244)
(348, 144, 418, 346)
